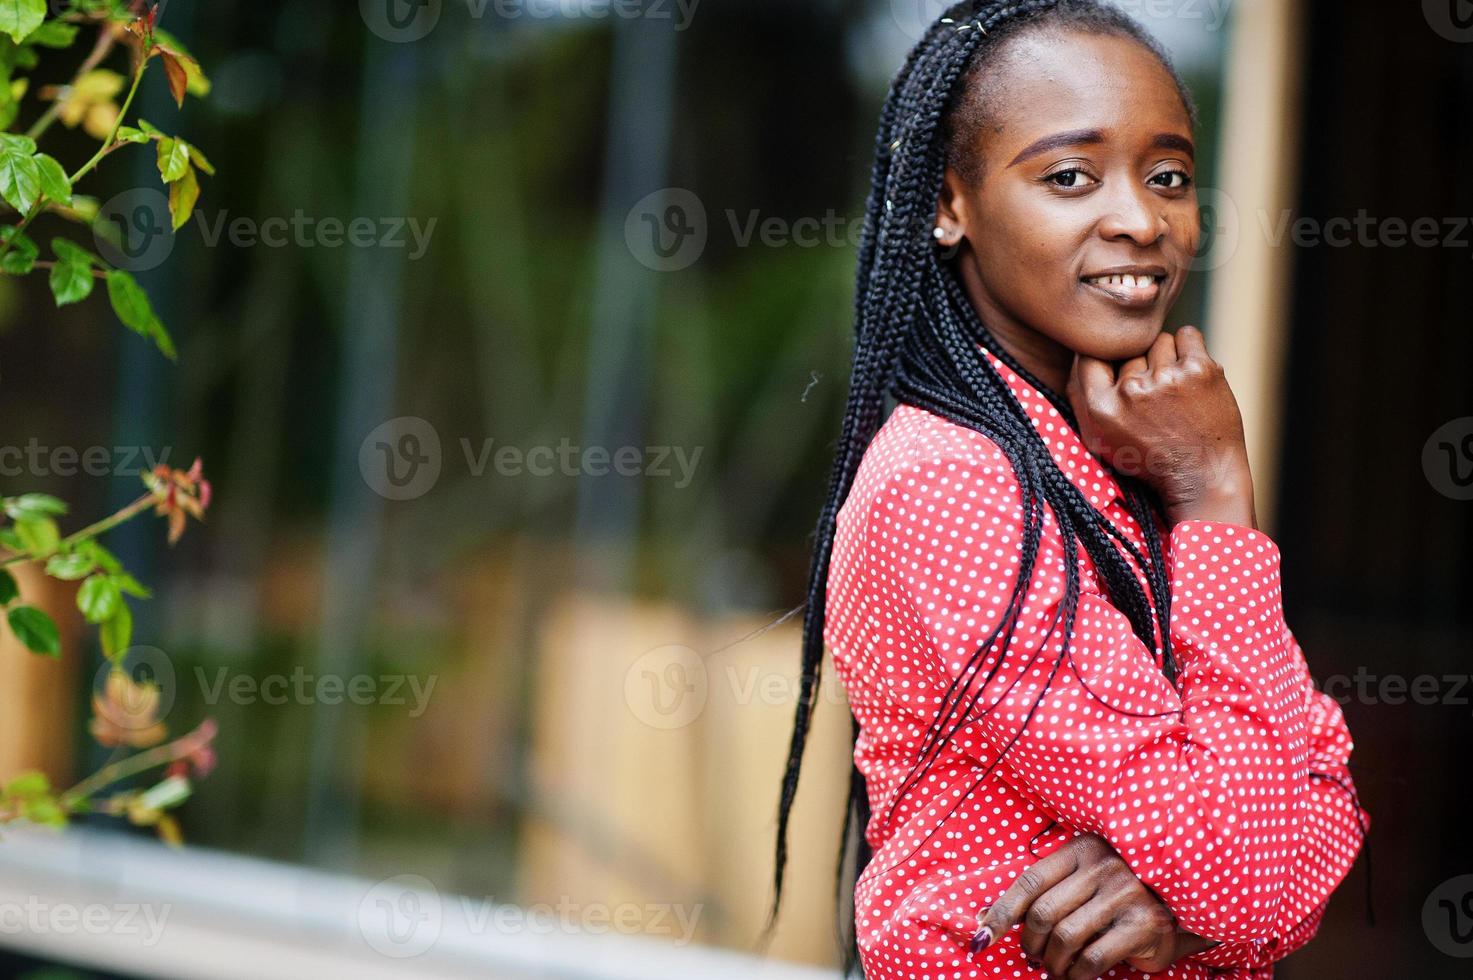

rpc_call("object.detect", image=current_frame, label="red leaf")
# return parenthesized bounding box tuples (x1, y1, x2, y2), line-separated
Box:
(160, 51, 187, 108)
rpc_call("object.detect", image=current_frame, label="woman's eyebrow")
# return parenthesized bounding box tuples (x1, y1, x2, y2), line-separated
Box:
(1007, 129, 1196, 167)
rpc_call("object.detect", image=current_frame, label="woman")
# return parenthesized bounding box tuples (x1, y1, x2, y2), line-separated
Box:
(767, 2, 1368, 978)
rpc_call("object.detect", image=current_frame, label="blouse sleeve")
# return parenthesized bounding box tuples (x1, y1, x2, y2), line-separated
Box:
(856, 442, 1366, 946)
(1184, 634, 1369, 970)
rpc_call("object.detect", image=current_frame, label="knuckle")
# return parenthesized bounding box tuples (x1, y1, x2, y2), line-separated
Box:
(1119, 375, 1150, 399)
(1178, 355, 1208, 378)
(1025, 901, 1055, 931)
(1073, 950, 1108, 979)
(1018, 869, 1045, 894)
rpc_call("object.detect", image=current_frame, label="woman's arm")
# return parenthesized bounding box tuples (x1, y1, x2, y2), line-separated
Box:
(857, 442, 1363, 945)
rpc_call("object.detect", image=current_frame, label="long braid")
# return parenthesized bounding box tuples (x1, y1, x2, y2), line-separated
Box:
(767, 2, 1202, 973)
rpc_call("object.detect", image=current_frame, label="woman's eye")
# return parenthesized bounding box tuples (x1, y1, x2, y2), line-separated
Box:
(1151, 170, 1193, 189)
(1046, 169, 1094, 188)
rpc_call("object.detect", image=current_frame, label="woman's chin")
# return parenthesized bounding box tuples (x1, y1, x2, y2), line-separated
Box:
(1071, 323, 1165, 364)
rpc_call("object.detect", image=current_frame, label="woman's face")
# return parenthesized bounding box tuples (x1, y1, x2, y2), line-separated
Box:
(937, 29, 1201, 379)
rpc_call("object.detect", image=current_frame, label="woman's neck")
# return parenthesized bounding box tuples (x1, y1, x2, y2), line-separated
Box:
(953, 260, 1075, 398)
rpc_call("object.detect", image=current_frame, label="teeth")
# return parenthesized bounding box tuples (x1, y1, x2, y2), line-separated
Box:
(1088, 274, 1158, 289)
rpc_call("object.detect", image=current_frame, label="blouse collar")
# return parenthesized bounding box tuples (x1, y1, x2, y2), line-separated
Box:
(977, 342, 1129, 510)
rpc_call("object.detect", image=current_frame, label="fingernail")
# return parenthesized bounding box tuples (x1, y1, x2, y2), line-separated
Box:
(969, 926, 993, 953)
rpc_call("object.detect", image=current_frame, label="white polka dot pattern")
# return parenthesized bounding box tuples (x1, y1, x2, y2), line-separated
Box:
(822, 345, 1367, 978)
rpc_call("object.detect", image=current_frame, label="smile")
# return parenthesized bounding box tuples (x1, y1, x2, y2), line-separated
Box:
(1081, 272, 1164, 307)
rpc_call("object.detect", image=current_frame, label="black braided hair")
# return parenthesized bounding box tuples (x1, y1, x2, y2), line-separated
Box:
(763, 2, 1203, 973)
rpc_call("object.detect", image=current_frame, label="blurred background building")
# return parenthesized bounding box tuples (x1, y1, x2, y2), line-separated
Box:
(0, 0, 1467, 976)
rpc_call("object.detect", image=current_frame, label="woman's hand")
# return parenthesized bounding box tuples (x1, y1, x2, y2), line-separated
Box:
(973, 834, 1218, 979)
(1066, 326, 1258, 530)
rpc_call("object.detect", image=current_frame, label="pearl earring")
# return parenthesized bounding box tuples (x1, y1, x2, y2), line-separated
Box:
(933, 226, 948, 241)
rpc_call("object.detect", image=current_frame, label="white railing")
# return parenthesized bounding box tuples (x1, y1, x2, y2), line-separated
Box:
(0, 828, 837, 980)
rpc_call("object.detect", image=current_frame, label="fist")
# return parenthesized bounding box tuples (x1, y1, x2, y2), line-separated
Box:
(1065, 326, 1256, 528)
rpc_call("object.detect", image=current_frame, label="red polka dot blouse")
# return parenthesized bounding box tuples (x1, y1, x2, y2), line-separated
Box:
(823, 343, 1368, 978)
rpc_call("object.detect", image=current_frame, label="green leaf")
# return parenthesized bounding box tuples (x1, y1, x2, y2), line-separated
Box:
(44, 551, 94, 580)
(7, 605, 59, 656)
(0, 84, 18, 133)
(21, 797, 66, 827)
(137, 118, 163, 137)
(77, 573, 120, 624)
(13, 515, 59, 556)
(182, 141, 214, 176)
(79, 539, 122, 574)
(167, 164, 198, 231)
(3, 493, 67, 519)
(0, 528, 19, 550)
(114, 125, 150, 144)
(48, 251, 92, 305)
(106, 270, 176, 359)
(0, 132, 36, 155)
(0, 225, 36, 274)
(156, 137, 189, 183)
(52, 237, 100, 267)
(0, 146, 41, 213)
(114, 572, 151, 598)
(3, 770, 48, 799)
(62, 194, 99, 222)
(0, 0, 45, 45)
(25, 19, 76, 47)
(100, 598, 131, 661)
(0, 568, 17, 604)
(34, 154, 70, 207)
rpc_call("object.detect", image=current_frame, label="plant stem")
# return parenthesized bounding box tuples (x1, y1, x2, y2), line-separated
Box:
(59, 719, 216, 809)
(26, 24, 119, 142)
(0, 491, 154, 568)
(69, 59, 147, 186)
(31, 260, 108, 279)
(0, 59, 148, 266)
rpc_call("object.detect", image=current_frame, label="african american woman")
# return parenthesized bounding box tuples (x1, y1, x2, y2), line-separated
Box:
(767, 2, 1368, 979)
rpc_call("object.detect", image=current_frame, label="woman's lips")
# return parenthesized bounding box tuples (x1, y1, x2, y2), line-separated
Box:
(1081, 272, 1163, 309)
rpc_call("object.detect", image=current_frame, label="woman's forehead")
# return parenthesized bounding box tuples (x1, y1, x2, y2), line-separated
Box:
(972, 31, 1192, 150)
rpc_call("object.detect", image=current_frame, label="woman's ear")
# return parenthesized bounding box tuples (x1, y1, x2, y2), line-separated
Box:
(934, 166, 970, 247)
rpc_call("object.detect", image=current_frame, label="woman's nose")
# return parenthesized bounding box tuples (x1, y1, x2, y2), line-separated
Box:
(1097, 184, 1168, 245)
